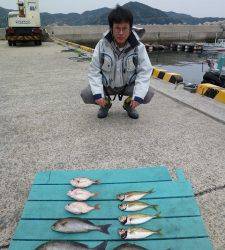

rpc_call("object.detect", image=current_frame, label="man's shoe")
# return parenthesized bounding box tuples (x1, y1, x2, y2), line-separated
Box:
(97, 102, 112, 119)
(123, 102, 139, 119)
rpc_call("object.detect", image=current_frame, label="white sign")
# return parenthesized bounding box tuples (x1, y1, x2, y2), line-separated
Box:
(16, 19, 31, 24)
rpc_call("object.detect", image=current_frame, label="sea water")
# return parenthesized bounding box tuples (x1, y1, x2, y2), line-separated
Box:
(149, 51, 224, 84)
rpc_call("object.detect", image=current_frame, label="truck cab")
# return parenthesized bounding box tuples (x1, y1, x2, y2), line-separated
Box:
(6, 0, 43, 46)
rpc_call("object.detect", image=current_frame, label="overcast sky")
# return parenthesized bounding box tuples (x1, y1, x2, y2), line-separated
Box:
(1, 0, 225, 18)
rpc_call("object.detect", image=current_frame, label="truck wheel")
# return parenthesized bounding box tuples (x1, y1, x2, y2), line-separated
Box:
(8, 41, 13, 46)
(35, 40, 42, 46)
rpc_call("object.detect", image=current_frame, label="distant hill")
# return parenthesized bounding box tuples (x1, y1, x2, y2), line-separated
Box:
(40, 7, 110, 26)
(1, 1, 225, 28)
(0, 7, 12, 28)
(166, 11, 225, 25)
(123, 2, 180, 25)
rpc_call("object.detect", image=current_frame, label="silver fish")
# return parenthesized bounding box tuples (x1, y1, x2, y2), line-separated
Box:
(117, 189, 154, 201)
(70, 177, 100, 188)
(118, 201, 158, 212)
(119, 227, 162, 239)
(113, 243, 147, 250)
(65, 202, 100, 214)
(119, 213, 160, 225)
(36, 240, 107, 250)
(51, 218, 111, 234)
(67, 188, 98, 201)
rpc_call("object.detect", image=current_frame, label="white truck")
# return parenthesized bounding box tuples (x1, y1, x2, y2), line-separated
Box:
(6, 0, 42, 46)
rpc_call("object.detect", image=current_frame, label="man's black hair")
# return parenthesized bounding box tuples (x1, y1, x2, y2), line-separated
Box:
(108, 5, 133, 28)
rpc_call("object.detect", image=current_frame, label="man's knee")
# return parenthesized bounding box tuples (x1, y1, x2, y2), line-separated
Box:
(80, 87, 95, 104)
(143, 87, 155, 104)
(80, 88, 88, 103)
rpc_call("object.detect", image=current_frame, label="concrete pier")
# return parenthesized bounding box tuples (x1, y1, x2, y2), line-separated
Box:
(0, 41, 225, 249)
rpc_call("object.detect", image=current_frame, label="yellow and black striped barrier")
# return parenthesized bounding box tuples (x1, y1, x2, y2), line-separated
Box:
(152, 67, 167, 79)
(197, 83, 225, 104)
(79, 45, 94, 53)
(152, 67, 183, 84)
(52, 36, 94, 53)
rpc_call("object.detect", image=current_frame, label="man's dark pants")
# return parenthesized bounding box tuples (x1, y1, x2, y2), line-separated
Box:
(81, 83, 154, 104)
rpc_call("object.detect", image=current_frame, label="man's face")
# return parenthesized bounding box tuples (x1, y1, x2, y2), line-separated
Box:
(112, 22, 131, 47)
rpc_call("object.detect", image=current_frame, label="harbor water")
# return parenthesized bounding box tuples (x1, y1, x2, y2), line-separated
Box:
(149, 51, 225, 84)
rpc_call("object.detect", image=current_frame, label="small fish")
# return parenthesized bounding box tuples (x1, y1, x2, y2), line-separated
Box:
(52, 218, 111, 234)
(118, 227, 162, 239)
(117, 189, 154, 201)
(65, 202, 100, 214)
(119, 201, 158, 212)
(113, 243, 147, 250)
(36, 240, 107, 250)
(119, 213, 160, 225)
(70, 177, 100, 188)
(67, 188, 98, 201)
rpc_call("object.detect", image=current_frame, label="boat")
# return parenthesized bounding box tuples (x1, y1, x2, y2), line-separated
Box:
(203, 39, 225, 52)
(202, 55, 225, 87)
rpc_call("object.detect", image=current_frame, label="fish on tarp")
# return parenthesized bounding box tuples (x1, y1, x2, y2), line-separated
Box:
(67, 188, 98, 201)
(119, 227, 162, 239)
(118, 201, 158, 212)
(119, 213, 160, 225)
(65, 202, 100, 214)
(51, 217, 111, 234)
(70, 177, 100, 188)
(117, 189, 154, 202)
(36, 240, 107, 250)
(113, 243, 148, 250)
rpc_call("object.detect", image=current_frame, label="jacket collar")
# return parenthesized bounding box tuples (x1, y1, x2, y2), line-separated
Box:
(104, 30, 140, 50)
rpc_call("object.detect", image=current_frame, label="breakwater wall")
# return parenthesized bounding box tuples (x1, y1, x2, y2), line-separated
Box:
(46, 24, 225, 45)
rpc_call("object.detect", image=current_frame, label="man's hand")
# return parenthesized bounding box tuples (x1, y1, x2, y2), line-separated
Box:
(95, 98, 107, 107)
(130, 100, 140, 109)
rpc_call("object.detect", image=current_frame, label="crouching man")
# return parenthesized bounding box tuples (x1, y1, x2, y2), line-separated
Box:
(81, 5, 154, 119)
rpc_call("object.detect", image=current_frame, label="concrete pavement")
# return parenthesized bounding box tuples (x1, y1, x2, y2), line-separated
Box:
(0, 41, 225, 249)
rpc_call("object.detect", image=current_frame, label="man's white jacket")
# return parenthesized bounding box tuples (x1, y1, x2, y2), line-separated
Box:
(88, 30, 153, 103)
